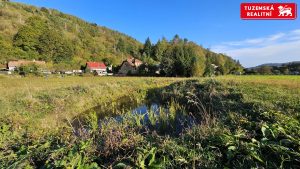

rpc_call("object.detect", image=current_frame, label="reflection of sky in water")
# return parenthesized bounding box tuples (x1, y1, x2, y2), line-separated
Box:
(132, 104, 160, 115)
(75, 102, 196, 137)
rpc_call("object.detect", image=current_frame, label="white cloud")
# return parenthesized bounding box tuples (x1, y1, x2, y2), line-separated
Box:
(212, 29, 300, 67)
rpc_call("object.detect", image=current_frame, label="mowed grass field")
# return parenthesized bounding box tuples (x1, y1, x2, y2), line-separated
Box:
(0, 75, 300, 168)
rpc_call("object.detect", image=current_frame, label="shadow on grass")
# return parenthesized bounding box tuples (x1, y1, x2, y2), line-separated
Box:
(72, 79, 272, 138)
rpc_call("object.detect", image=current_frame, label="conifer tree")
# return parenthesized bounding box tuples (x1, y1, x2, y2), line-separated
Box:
(143, 37, 152, 57)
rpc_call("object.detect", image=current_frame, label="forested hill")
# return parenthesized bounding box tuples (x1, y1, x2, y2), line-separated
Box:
(0, 1, 243, 75)
(0, 1, 142, 69)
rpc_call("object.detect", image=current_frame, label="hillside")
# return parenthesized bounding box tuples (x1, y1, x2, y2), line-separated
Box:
(0, 1, 142, 69)
(246, 61, 300, 75)
(0, 1, 242, 75)
(251, 61, 300, 68)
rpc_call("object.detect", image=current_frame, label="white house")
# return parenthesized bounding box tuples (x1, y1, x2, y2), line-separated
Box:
(86, 62, 107, 75)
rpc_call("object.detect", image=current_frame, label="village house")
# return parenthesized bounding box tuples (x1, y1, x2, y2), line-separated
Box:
(86, 62, 107, 75)
(118, 57, 143, 75)
(7, 60, 46, 71)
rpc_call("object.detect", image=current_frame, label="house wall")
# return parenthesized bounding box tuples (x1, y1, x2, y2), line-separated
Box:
(90, 68, 107, 75)
(118, 62, 137, 75)
(8, 67, 16, 71)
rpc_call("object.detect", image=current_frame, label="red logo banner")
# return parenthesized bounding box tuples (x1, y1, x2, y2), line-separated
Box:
(241, 3, 297, 20)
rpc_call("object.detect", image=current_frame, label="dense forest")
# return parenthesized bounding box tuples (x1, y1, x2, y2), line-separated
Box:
(0, 1, 242, 76)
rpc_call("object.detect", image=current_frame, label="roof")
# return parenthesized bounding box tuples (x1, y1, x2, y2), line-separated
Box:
(8, 60, 46, 67)
(124, 57, 143, 67)
(86, 62, 106, 69)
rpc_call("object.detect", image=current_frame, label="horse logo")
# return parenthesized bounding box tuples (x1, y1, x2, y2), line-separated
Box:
(278, 5, 293, 16)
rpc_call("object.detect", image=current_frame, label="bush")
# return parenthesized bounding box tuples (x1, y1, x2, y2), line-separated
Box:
(18, 63, 42, 76)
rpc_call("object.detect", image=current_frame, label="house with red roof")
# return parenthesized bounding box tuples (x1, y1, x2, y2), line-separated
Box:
(86, 62, 107, 75)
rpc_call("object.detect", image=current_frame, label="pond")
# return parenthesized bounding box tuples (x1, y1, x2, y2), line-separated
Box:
(72, 95, 196, 136)
(80, 96, 160, 119)
(72, 96, 158, 125)
(132, 103, 160, 115)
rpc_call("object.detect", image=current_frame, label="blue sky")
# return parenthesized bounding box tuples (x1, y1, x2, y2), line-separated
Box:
(12, 0, 300, 67)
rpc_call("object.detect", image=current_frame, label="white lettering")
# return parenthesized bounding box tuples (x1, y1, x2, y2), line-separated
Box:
(247, 11, 273, 17)
(244, 5, 276, 11)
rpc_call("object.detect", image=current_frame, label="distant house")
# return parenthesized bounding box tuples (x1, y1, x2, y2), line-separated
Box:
(73, 70, 83, 75)
(118, 57, 143, 75)
(7, 60, 46, 71)
(86, 62, 107, 75)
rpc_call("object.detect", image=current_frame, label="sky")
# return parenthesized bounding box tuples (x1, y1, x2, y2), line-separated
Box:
(12, 0, 300, 67)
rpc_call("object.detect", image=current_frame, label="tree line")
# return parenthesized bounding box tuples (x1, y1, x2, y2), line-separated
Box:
(136, 35, 243, 77)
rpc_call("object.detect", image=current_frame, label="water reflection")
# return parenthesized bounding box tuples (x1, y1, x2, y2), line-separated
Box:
(132, 103, 160, 115)
(72, 97, 195, 137)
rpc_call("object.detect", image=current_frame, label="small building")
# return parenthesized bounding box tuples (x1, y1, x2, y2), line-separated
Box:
(118, 57, 143, 75)
(7, 60, 46, 71)
(86, 62, 107, 75)
(73, 70, 83, 75)
(64, 71, 74, 75)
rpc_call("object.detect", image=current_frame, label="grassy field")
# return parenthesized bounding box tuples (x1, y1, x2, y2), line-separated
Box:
(0, 76, 184, 133)
(0, 75, 300, 168)
(217, 75, 300, 89)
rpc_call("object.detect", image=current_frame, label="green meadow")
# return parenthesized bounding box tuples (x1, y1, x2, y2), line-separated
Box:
(0, 75, 300, 168)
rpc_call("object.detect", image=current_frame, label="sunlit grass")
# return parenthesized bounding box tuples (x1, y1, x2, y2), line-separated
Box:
(216, 75, 300, 89)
